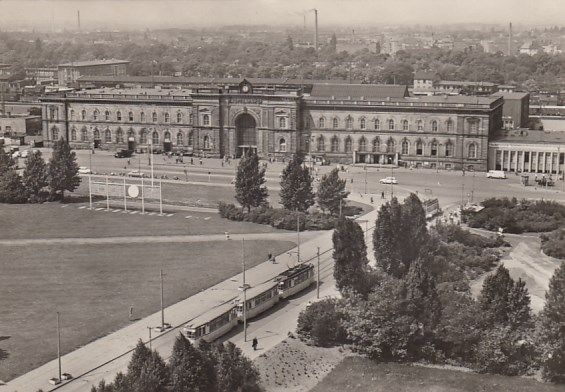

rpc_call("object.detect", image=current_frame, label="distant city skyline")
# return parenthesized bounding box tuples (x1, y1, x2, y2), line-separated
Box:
(1, 0, 565, 31)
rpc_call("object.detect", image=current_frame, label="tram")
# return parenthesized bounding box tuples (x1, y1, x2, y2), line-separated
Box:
(236, 281, 280, 321)
(181, 302, 238, 344)
(274, 263, 315, 299)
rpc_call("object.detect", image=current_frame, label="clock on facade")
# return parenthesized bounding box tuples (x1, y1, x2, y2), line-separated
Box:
(242, 85, 250, 93)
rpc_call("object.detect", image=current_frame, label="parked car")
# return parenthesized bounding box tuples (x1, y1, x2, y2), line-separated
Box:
(78, 166, 92, 174)
(379, 176, 398, 184)
(20, 150, 29, 158)
(114, 149, 133, 158)
(128, 170, 145, 178)
(11, 151, 20, 158)
(486, 170, 507, 179)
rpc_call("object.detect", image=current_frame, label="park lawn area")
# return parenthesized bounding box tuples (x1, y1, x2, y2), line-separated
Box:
(310, 356, 564, 392)
(0, 239, 295, 381)
(0, 202, 287, 240)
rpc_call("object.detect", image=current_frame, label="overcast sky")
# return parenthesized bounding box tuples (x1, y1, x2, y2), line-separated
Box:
(1, 0, 564, 30)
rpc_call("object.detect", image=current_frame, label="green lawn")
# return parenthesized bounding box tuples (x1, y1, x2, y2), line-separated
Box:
(0, 203, 296, 381)
(310, 357, 564, 392)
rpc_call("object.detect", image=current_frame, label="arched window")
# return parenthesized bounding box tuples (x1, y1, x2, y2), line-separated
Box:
(345, 117, 353, 129)
(117, 111, 122, 121)
(279, 138, 287, 152)
(152, 131, 159, 145)
(93, 129, 100, 140)
(189, 113, 194, 125)
(331, 136, 339, 152)
(81, 110, 86, 121)
(70, 110, 75, 121)
(188, 131, 194, 146)
(50, 128, 59, 141)
(401, 140, 409, 155)
(432, 121, 438, 132)
(140, 112, 146, 122)
(203, 114, 210, 126)
(319, 117, 325, 128)
(71, 128, 77, 141)
(446, 119, 453, 132)
(317, 136, 325, 152)
(177, 132, 183, 145)
(93, 110, 99, 121)
(416, 141, 423, 155)
(375, 119, 380, 130)
(431, 142, 438, 156)
(105, 111, 110, 121)
(445, 142, 453, 157)
(177, 113, 182, 123)
(81, 128, 88, 142)
(164, 113, 170, 123)
(387, 139, 395, 153)
(417, 120, 423, 131)
(332, 118, 339, 128)
(345, 137, 352, 153)
(105, 129, 112, 143)
(152, 112, 158, 122)
(279, 117, 287, 128)
(358, 137, 367, 152)
(203, 135, 210, 149)
(164, 131, 171, 142)
(127, 129, 135, 142)
(140, 130, 147, 144)
(388, 119, 394, 130)
(468, 143, 477, 158)
(116, 129, 124, 143)
(402, 120, 409, 131)
(372, 138, 380, 152)
(360, 118, 366, 130)
(129, 112, 134, 122)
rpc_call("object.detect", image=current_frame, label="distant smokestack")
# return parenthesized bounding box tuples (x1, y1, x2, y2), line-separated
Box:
(508, 22, 513, 56)
(314, 9, 318, 51)
(303, 14, 306, 31)
(77, 11, 81, 31)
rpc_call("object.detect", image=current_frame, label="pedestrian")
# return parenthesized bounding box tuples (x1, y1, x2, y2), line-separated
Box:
(127, 158, 130, 165)
(225, 231, 230, 240)
(370, 197, 374, 204)
(221, 160, 224, 167)
(381, 191, 385, 199)
(267, 253, 272, 262)
(272, 256, 276, 264)
(191, 158, 194, 165)
(129, 306, 133, 321)
(199, 158, 203, 165)
(350, 178, 353, 184)
(252, 337, 258, 351)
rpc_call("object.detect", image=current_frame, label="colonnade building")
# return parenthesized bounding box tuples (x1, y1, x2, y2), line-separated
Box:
(41, 77, 508, 172)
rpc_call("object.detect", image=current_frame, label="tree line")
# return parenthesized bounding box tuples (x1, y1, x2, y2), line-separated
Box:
(0, 139, 81, 204)
(298, 194, 565, 384)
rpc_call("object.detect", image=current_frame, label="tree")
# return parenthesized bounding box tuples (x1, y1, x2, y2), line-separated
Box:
(279, 156, 314, 212)
(22, 150, 48, 202)
(332, 217, 370, 296)
(316, 168, 348, 215)
(234, 151, 268, 212)
(0, 147, 16, 175)
(0, 169, 29, 203)
(537, 262, 565, 383)
(169, 334, 216, 392)
(131, 351, 168, 392)
(373, 197, 403, 277)
(126, 340, 152, 386)
(296, 298, 348, 346)
(214, 341, 261, 392)
(399, 193, 429, 266)
(48, 138, 81, 201)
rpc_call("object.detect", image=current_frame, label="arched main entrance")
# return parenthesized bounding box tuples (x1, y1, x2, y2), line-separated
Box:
(235, 113, 257, 157)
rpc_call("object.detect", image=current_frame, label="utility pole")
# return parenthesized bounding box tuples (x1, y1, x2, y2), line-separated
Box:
(242, 238, 248, 342)
(160, 269, 164, 328)
(57, 312, 62, 382)
(147, 326, 152, 349)
(297, 215, 300, 263)
(316, 247, 320, 299)
(364, 165, 368, 194)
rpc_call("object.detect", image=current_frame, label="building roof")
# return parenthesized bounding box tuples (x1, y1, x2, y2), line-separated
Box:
(414, 71, 437, 80)
(491, 92, 530, 100)
(438, 80, 497, 87)
(491, 129, 565, 144)
(309, 84, 409, 99)
(58, 59, 130, 68)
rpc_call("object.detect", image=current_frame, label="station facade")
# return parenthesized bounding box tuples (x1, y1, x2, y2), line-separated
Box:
(41, 78, 505, 171)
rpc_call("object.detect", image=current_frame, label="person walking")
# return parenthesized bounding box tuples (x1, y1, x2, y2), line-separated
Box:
(381, 191, 385, 199)
(225, 231, 230, 240)
(252, 337, 258, 351)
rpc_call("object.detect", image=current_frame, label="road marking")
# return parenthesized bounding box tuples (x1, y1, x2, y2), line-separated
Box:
(185, 215, 192, 219)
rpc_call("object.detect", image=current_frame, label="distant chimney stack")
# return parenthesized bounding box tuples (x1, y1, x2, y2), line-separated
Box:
(508, 22, 513, 56)
(77, 11, 81, 31)
(314, 9, 318, 51)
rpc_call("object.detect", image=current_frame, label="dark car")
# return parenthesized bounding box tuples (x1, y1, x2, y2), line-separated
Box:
(114, 149, 133, 158)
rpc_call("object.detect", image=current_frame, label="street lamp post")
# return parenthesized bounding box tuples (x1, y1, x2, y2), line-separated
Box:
(390, 165, 394, 198)
(364, 165, 368, 194)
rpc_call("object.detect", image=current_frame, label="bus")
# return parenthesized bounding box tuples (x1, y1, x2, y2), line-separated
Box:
(274, 263, 315, 299)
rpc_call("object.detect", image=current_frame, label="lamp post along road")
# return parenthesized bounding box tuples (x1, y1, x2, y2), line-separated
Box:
(160, 269, 164, 328)
(242, 238, 248, 342)
(57, 312, 61, 382)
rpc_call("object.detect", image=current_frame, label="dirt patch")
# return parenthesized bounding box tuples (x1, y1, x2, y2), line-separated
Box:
(254, 337, 347, 392)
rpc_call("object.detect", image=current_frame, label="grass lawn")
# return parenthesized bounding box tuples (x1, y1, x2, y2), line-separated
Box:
(310, 357, 565, 392)
(0, 203, 298, 381)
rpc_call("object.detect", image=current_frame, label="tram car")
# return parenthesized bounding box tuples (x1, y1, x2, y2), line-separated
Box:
(274, 263, 315, 299)
(236, 281, 280, 321)
(182, 302, 238, 344)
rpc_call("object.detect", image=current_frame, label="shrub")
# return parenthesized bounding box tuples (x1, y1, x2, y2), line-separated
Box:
(296, 299, 348, 346)
(541, 229, 565, 260)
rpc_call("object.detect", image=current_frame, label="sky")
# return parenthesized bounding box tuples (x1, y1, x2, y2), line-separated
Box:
(1, 0, 565, 30)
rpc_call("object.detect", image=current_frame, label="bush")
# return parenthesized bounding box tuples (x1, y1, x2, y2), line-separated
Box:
(296, 299, 348, 346)
(541, 229, 565, 260)
(218, 202, 338, 231)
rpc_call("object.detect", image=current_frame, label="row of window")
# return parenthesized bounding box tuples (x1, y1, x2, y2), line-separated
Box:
(314, 117, 465, 132)
(315, 135, 479, 158)
(70, 109, 201, 125)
